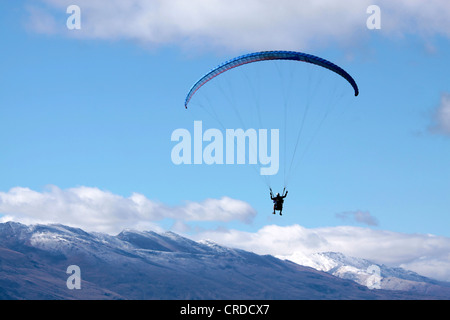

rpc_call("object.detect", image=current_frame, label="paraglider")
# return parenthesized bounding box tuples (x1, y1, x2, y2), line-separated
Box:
(184, 50, 359, 216)
(270, 188, 288, 216)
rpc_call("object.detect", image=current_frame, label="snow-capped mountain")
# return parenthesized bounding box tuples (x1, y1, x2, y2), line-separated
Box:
(1, 222, 449, 300)
(281, 251, 450, 296)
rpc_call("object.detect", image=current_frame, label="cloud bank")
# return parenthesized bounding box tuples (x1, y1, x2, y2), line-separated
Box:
(1, 185, 449, 281)
(0, 186, 256, 234)
(195, 224, 450, 282)
(28, 0, 450, 52)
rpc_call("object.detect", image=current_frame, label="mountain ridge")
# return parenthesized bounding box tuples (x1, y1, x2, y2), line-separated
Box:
(0, 221, 448, 300)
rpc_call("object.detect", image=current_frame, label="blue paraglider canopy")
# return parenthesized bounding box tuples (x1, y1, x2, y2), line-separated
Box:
(185, 50, 359, 109)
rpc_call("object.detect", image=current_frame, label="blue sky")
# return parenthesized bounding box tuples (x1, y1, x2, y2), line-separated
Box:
(1, 1, 450, 280)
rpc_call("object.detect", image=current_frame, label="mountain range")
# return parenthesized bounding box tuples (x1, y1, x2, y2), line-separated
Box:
(1, 221, 449, 300)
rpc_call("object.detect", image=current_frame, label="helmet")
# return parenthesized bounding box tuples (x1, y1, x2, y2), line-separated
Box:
(276, 193, 280, 197)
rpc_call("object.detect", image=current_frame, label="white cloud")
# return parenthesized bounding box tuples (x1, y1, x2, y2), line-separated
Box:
(335, 210, 379, 226)
(0, 185, 256, 234)
(27, 0, 450, 52)
(429, 92, 450, 136)
(194, 224, 450, 281)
